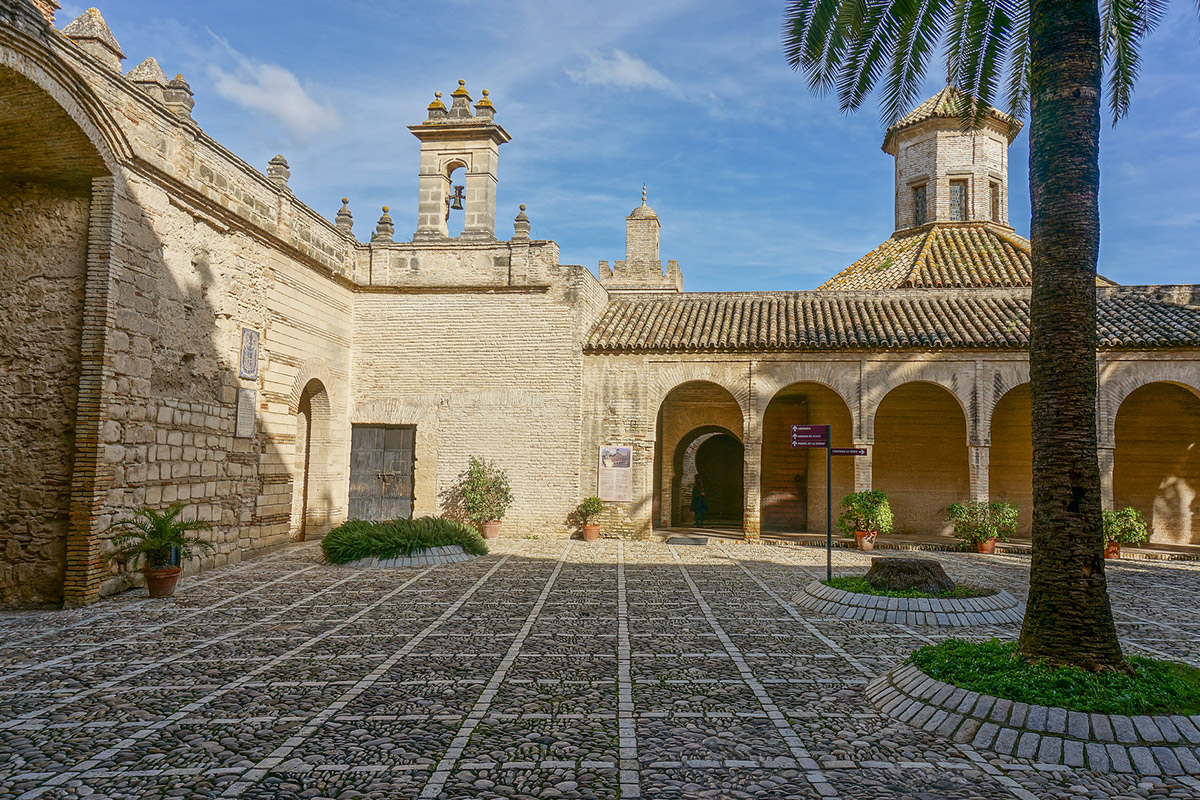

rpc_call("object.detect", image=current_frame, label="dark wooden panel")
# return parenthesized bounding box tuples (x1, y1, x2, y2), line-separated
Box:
(348, 424, 415, 521)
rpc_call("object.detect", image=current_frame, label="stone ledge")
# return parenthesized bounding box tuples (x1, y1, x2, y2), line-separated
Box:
(793, 580, 1024, 626)
(331, 545, 477, 568)
(867, 662, 1200, 775)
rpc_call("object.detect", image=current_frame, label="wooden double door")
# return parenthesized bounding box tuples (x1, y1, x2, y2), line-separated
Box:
(348, 425, 415, 520)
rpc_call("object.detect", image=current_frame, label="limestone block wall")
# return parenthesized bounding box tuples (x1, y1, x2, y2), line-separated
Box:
(350, 264, 604, 536)
(892, 120, 1011, 231)
(0, 185, 90, 606)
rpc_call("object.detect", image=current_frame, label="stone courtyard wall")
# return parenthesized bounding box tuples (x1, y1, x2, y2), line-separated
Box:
(0, 184, 90, 605)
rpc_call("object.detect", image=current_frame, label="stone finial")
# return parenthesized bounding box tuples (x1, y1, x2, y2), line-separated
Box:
(267, 155, 290, 188)
(30, 0, 60, 25)
(126, 57, 168, 102)
(512, 204, 530, 240)
(427, 91, 447, 121)
(641, 184, 647, 205)
(164, 73, 195, 120)
(474, 89, 495, 120)
(335, 197, 353, 233)
(448, 79, 473, 119)
(373, 206, 394, 242)
(62, 7, 125, 71)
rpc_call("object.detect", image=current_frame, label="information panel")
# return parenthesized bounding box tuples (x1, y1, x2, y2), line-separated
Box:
(235, 388, 256, 439)
(598, 445, 633, 502)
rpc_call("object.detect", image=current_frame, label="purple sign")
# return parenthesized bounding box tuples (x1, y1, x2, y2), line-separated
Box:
(790, 424, 828, 448)
(831, 447, 868, 457)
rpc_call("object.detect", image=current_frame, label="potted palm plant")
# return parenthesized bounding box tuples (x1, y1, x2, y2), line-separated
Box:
(946, 500, 1018, 554)
(575, 496, 604, 542)
(107, 504, 215, 598)
(835, 490, 893, 551)
(460, 456, 514, 539)
(1103, 506, 1148, 559)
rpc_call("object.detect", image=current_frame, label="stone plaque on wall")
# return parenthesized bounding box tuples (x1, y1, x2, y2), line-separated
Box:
(598, 446, 633, 503)
(236, 388, 256, 438)
(239, 327, 260, 380)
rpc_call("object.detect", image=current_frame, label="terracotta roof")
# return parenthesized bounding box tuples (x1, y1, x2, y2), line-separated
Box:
(884, 86, 1021, 151)
(819, 223, 1117, 290)
(584, 289, 1200, 353)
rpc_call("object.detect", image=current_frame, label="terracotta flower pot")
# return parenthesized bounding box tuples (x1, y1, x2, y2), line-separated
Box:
(581, 524, 601, 542)
(977, 538, 996, 554)
(143, 566, 183, 598)
(480, 521, 501, 540)
(1104, 540, 1121, 559)
(854, 530, 876, 551)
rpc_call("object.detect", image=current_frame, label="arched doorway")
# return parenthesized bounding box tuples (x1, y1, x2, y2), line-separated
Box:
(672, 427, 744, 526)
(989, 383, 1032, 538)
(760, 382, 854, 533)
(874, 382, 969, 536)
(0, 65, 109, 606)
(1114, 382, 1200, 544)
(654, 381, 744, 529)
(292, 379, 332, 540)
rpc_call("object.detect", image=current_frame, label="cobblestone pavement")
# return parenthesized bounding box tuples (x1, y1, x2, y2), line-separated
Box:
(3, 540, 1200, 800)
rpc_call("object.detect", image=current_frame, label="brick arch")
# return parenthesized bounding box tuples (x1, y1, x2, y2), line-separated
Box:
(1099, 367, 1200, 447)
(287, 359, 340, 414)
(0, 15, 132, 173)
(648, 365, 749, 418)
(872, 380, 971, 535)
(755, 365, 858, 424)
(863, 373, 973, 443)
(977, 364, 1031, 440)
(989, 382, 1033, 537)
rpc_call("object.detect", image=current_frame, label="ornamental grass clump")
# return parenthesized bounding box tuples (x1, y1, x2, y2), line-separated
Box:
(321, 517, 487, 564)
(911, 639, 1200, 716)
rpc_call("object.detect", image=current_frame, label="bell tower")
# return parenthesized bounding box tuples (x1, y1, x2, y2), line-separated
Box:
(408, 81, 511, 240)
(884, 87, 1022, 233)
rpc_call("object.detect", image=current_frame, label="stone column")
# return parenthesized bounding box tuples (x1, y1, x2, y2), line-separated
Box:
(1098, 445, 1116, 511)
(969, 444, 990, 501)
(853, 441, 873, 491)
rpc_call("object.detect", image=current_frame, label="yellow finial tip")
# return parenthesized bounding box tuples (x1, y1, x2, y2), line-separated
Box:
(382, 206, 389, 213)
(341, 197, 348, 204)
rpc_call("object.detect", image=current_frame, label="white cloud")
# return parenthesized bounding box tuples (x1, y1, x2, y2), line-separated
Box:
(566, 49, 672, 91)
(209, 55, 341, 143)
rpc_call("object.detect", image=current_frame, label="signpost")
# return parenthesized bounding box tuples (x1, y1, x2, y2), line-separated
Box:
(790, 425, 865, 581)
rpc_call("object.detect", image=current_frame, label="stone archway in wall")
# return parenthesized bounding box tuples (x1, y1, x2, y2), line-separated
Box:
(989, 383, 1033, 538)
(672, 427, 744, 527)
(760, 382, 854, 533)
(291, 379, 333, 540)
(1114, 382, 1200, 544)
(874, 382, 970, 536)
(0, 64, 111, 606)
(654, 381, 744, 529)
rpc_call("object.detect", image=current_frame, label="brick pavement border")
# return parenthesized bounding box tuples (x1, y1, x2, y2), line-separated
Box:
(793, 580, 1024, 626)
(867, 662, 1200, 776)
(331, 545, 476, 568)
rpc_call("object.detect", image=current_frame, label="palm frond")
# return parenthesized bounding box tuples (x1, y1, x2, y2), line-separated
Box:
(783, 0, 853, 94)
(881, 0, 953, 125)
(945, 0, 1020, 127)
(1003, 2, 1031, 119)
(1101, 0, 1168, 122)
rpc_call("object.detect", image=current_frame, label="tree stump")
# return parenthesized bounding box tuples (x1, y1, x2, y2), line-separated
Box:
(864, 558, 954, 594)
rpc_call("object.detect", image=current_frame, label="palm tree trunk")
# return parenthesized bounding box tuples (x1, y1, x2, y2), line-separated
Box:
(1017, 0, 1127, 671)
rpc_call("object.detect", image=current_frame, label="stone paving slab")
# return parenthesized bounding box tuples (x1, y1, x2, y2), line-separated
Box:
(332, 545, 476, 568)
(4, 540, 1200, 798)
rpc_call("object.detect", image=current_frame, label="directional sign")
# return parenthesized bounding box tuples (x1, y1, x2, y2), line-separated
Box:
(831, 447, 868, 457)
(790, 424, 828, 448)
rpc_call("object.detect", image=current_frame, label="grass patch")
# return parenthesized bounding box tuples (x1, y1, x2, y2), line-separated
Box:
(824, 575, 992, 599)
(321, 517, 488, 564)
(911, 639, 1200, 715)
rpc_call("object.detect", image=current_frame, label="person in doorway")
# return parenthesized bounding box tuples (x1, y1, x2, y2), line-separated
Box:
(691, 476, 708, 527)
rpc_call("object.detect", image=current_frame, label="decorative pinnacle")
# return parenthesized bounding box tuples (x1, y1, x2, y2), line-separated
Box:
(641, 184, 647, 205)
(342, 197, 349, 204)
(451, 79, 469, 96)
(382, 206, 389, 213)
(427, 91, 446, 111)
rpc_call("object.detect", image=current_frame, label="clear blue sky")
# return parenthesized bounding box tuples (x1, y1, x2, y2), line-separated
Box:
(65, 1, 1199, 290)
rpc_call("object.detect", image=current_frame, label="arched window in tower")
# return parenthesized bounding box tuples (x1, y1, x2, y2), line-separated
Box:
(949, 179, 968, 221)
